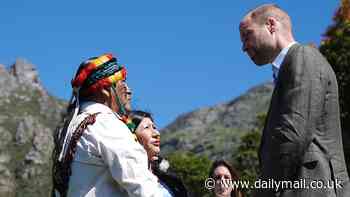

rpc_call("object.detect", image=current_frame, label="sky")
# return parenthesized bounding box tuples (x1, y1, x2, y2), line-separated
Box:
(0, 0, 340, 128)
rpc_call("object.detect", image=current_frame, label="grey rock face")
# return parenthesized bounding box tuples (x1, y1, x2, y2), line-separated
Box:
(0, 163, 14, 197)
(15, 117, 35, 145)
(0, 59, 66, 197)
(9, 58, 40, 85)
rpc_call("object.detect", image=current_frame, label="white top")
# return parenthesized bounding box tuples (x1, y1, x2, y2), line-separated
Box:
(271, 41, 297, 82)
(66, 101, 164, 197)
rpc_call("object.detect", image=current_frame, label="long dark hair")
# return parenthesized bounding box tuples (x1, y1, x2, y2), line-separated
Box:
(129, 110, 153, 129)
(208, 160, 244, 197)
(51, 100, 77, 197)
(51, 99, 99, 197)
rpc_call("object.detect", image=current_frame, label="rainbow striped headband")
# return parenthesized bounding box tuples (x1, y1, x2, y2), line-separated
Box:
(71, 53, 127, 95)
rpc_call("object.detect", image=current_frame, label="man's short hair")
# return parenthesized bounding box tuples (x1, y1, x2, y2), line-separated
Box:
(248, 4, 292, 30)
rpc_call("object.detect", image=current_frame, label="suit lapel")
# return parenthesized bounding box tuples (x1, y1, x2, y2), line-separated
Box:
(258, 44, 300, 165)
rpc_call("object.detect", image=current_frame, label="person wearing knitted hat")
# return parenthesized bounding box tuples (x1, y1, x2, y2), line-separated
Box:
(51, 54, 164, 197)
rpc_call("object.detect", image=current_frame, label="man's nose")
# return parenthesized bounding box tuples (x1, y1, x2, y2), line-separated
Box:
(154, 129, 160, 135)
(125, 85, 132, 96)
(153, 130, 160, 139)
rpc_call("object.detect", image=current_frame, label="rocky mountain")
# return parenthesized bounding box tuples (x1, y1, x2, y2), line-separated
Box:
(0, 59, 66, 197)
(160, 82, 274, 160)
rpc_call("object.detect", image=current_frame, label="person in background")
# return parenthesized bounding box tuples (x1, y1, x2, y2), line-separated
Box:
(130, 110, 188, 197)
(51, 54, 165, 197)
(208, 160, 243, 197)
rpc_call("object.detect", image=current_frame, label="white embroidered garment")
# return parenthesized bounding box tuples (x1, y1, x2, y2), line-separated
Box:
(66, 102, 164, 197)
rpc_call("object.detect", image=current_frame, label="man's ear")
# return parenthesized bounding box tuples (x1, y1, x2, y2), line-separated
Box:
(101, 88, 111, 101)
(105, 87, 120, 112)
(266, 17, 277, 34)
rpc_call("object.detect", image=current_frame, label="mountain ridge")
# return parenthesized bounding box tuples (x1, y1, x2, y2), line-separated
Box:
(160, 82, 273, 160)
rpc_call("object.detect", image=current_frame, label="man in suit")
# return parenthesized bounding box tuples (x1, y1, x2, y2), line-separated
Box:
(239, 4, 349, 197)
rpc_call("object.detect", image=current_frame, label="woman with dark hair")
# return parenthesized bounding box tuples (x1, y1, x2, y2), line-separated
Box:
(208, 160, 244, 197)
(130, 110, 188, 197)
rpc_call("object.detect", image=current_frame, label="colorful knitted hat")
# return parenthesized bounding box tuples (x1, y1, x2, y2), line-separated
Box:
(71, 53, 127, 96)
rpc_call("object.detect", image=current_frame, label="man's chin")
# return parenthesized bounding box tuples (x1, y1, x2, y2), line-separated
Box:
(215, 191, 230, 197)
(251, 57, 269, 66)
(124, 104, 132, 112)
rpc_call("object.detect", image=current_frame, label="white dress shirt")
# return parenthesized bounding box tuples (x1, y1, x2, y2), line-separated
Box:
(66, 101, 164, 197)
(271, 41, 297, 83)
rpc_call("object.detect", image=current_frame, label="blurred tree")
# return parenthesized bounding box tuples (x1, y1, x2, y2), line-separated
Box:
(319, 0, 350, 173)
(232, 113, 266, 196)
(167, 151, 212, 197)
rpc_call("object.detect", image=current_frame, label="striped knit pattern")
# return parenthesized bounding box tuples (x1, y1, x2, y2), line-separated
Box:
(71, 54, 127, 94)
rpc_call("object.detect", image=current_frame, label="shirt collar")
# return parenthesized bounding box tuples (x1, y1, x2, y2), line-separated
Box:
(80, 101, 114, 115)
(272, 41, 297, 70)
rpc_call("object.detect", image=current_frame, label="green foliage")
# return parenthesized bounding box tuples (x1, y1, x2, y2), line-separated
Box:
(167, 151, 212, 197)
(163, 114, 266, 197)
(319, 0, 350, 174)
(255, 113, 266, 129)
(232, 113, 265, 196)
(234, 131, 260, 187)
